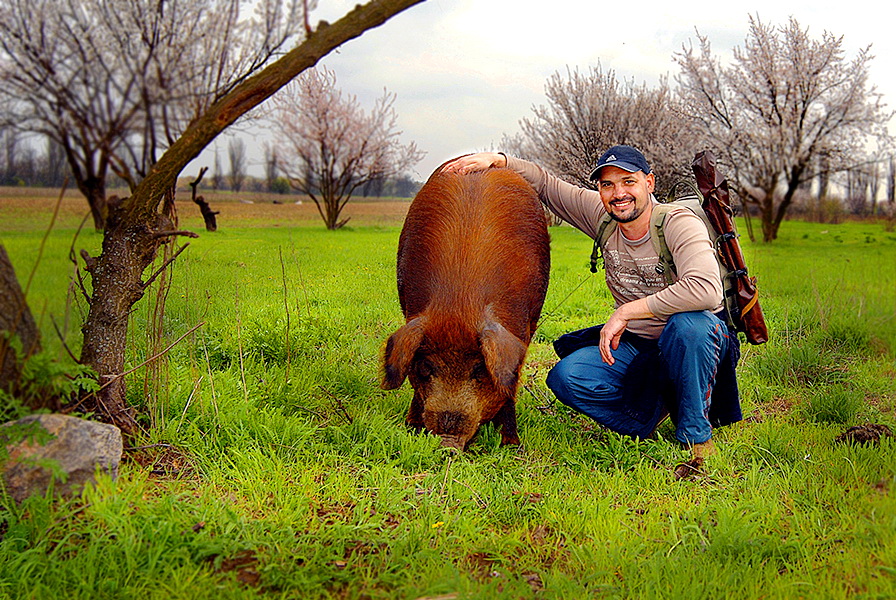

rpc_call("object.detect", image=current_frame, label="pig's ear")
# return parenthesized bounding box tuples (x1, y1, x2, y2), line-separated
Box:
(382, 316, 426, 389)
(480, 312, 527, 394)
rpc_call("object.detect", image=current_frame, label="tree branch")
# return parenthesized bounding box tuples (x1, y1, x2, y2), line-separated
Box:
(125, 0, 427, 222)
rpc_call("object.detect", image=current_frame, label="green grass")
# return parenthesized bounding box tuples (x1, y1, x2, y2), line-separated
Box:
(1, 209, 895, 599)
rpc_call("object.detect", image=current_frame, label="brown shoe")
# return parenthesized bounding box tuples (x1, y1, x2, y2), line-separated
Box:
(673, 439, 716, 481)
(673, 458, 704, 481)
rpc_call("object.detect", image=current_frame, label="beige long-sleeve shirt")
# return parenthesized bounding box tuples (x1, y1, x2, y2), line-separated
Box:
(506, 156, 723, 339)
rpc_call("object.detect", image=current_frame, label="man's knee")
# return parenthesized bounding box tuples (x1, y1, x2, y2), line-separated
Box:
(545, 361, 569, 398)
(662, 311, 718, 341)
(660, 312, 727, 356)
(546, 359, 585, 399)
(546, 354, 617, 403)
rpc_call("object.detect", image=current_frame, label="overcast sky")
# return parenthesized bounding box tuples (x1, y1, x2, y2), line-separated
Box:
(205, 0, 896, 180)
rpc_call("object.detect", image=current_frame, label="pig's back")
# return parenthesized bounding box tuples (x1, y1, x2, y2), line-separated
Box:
(396, 168, 550, 341)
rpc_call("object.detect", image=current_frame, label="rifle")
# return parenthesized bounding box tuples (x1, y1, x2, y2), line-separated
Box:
(692, 151, 769, 345)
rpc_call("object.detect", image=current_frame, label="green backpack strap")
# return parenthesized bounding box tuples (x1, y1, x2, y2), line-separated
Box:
(650, 204, 676, 285)
(589, 213, 616, 273)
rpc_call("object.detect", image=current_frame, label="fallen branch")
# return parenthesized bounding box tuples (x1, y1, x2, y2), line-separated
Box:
(152, 229, 200, 239)
(317, 386, 354, 424)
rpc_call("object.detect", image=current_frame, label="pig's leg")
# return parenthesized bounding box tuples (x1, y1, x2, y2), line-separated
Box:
(493, 399, 520, 446)
(406, 389, 425, 432)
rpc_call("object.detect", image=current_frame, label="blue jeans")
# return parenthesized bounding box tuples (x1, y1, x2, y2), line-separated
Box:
(546, 311, 733, 445)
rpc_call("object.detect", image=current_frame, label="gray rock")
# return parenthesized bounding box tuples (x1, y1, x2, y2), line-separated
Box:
(1, 414, 122, 503)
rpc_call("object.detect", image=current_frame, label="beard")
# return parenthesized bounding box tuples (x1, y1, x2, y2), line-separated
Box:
(607, 196, 645, 223)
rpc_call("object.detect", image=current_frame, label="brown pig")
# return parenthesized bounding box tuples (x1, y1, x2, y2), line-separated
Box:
(381, 163, 550, 450)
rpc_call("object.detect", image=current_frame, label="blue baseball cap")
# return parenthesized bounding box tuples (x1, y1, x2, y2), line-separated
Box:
(589, 145, 652, 180)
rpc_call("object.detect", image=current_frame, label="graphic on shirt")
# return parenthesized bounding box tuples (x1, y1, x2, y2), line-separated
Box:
(603, 248, 666, 298)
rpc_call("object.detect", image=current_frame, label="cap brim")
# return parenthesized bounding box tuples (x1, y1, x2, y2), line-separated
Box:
(588, 161, 641, 181)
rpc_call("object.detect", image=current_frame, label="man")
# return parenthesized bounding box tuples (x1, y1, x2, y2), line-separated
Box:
(443, 146, 740, 474)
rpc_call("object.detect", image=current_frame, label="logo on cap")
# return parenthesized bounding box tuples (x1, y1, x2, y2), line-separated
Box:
(589, 145, 652, 181)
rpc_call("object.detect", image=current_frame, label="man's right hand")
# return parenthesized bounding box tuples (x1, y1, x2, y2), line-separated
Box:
(599, 298, 654, 365)
(440, 152, 507, 174)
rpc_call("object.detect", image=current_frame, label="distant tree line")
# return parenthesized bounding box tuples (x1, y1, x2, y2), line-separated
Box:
(0, 129, 71, 188)
(0, 128, 422, 200)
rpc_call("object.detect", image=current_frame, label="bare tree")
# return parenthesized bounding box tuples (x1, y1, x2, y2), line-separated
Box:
(44, 136, 69, 188)
(845, 168, 869, 216)
(888, 155, 895, 206)
(212, 149, 225, 191)
(227, 138, 248, 193)
(0, 0, 425, 433)
(513, 66, 696, 196)
(869, 160, 881, 216)
(676, 15, 894, 241)
(271, 66, 424, 229)
(0, 0, 307, 229)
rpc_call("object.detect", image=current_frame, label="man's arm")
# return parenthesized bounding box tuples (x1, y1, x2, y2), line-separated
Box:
(441, 153, 507, 173)
(443, 152, 605, 238)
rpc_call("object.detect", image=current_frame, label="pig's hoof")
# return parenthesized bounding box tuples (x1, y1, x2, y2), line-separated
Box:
(499, 439, 524, 454)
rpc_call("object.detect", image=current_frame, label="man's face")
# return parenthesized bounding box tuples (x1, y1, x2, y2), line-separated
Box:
(597, 166, 655, 224)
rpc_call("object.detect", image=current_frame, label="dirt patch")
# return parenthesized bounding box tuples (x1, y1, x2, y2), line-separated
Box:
(177, 195, 411, 229)
(0, 189, 97, 230)
(462, 552, 503, 582)
(210, 549, 261, 587)
(743, 396, 796, 423)
(124, 442, 198, 479)
(315, 501, 357, 525)
(834, 423, 894, 445)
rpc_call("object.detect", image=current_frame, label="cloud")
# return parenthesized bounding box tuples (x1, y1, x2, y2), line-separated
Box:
(193, 0, 896, 180)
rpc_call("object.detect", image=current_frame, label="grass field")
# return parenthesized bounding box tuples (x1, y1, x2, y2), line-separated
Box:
(1, 188, 895, 599)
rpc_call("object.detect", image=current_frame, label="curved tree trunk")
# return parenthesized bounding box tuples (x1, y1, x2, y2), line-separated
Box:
(77, 0, 427, 435)
(78, 201, 172, 432)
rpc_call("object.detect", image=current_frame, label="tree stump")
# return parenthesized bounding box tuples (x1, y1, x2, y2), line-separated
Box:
(193, 194, 219, 231)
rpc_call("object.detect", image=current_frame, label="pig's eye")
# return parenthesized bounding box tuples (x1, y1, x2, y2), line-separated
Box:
(471, 361, 488, 381)
(415, 359, 434, 380)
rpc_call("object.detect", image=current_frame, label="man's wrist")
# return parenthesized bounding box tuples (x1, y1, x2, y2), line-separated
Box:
(616, 298, 653, 321)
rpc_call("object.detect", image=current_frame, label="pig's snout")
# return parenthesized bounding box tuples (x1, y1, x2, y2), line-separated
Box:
(436, 410, 468, 433)
(438, 434, 465, 451)
(428, 410, 475, 450)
